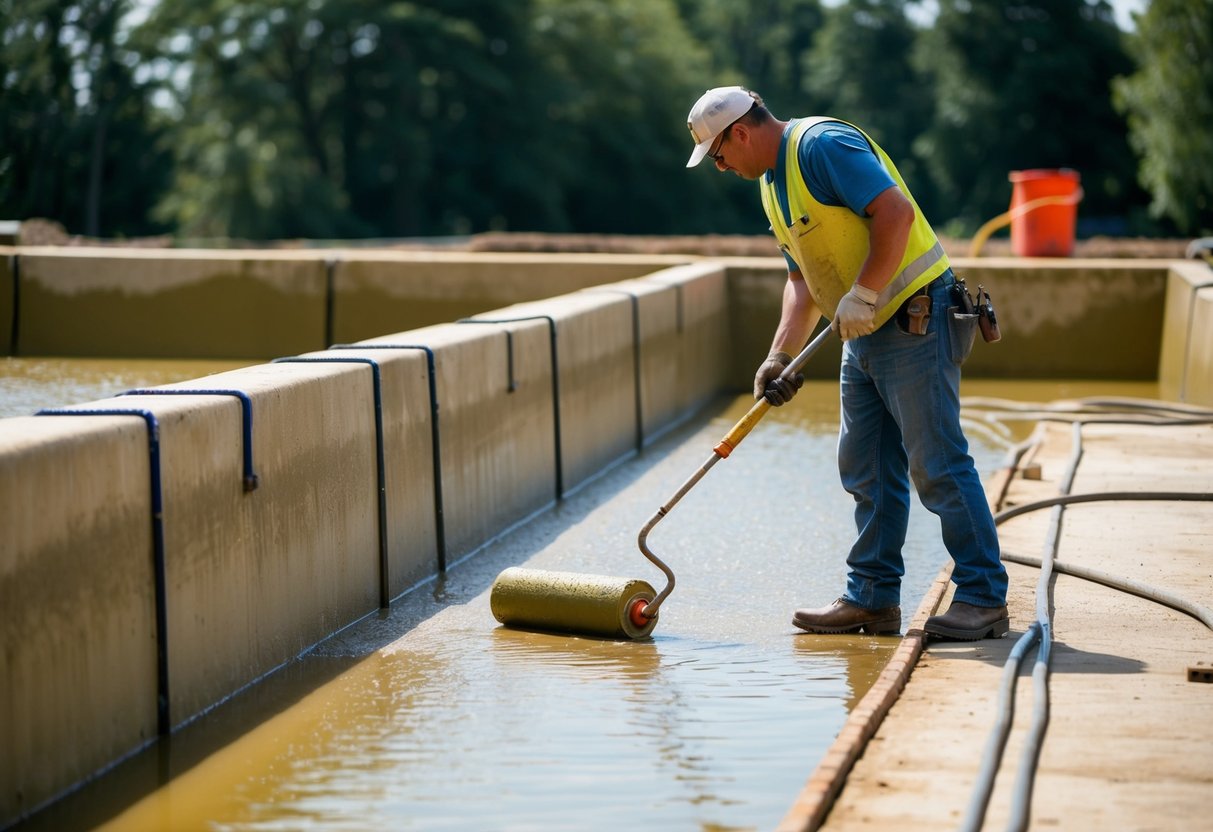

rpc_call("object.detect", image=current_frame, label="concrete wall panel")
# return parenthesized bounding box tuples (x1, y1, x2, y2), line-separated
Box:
(950, 258, 1169, 379)
(124, 363, 382, 724)
(721, 259, 842, 384)
(581, 279, 684, 445)
(16, 248, 328, 359)
(1157, 262, 1213, 402)
(321, 342, 443, 591)
(720, 258, 1172, 385)
(330, 252, 689, 345)
(0, 415, 159, 822)
(378, 322, 558, 562)
(1185, 287, 1213, 407)
(647, 263, 732, 415)
(468, 293, 638, 495)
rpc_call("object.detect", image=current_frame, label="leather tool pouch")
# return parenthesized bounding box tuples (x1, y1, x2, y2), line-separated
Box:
(901, 295, 931, 335)
(895, 290, 931, 336)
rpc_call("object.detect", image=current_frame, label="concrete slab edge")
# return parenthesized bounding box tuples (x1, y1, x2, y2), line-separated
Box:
(776, 465, 1018, 832)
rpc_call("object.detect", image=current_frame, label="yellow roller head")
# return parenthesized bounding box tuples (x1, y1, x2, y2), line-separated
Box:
(490, 567, 658, 640)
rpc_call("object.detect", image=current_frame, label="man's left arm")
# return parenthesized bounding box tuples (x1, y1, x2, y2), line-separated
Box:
(833, 185, 915, 340)
(855, 185, 914, 295)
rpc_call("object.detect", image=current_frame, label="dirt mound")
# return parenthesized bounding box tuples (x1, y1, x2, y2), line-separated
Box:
(466, 232, 1193, 260)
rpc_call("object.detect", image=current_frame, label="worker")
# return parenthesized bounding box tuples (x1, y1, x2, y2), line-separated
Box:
(685, 86, 1008, 640)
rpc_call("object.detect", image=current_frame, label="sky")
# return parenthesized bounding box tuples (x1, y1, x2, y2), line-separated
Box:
(1108, 0, 1149, 30)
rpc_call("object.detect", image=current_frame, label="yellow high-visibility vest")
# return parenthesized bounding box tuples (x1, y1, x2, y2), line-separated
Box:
(759, 117, 949, 327)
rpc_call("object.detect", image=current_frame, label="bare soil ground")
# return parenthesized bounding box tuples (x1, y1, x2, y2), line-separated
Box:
(464, 231, 1193, 260)
(8, 217, 1195, 260)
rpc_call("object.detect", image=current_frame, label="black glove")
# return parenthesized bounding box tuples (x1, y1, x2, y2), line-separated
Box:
(753, 351, 803, 407)
(763, 373, 803, 407)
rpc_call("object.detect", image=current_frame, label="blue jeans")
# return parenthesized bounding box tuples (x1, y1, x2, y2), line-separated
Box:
(837, 270, 1007, 610)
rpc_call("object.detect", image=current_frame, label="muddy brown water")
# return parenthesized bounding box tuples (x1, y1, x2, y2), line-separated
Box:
(0, 357, 256, 419)
(5, 366, 1156, 831)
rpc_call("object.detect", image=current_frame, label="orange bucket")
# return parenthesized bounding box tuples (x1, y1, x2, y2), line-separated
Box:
(1007, 169, 1082, 257)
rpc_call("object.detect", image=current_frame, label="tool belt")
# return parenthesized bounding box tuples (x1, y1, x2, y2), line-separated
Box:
(895, 275, 1001, 364)
(895, 283, 934, 336)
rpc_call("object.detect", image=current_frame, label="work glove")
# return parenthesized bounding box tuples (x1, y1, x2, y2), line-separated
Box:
(753, 351, 803, 407)
(831, 284, 879, 341)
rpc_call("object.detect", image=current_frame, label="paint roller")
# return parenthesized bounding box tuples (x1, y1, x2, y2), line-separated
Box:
(490, 326, 836, 640)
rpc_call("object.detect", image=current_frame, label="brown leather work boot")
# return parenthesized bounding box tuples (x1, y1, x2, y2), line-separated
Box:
(792, 598, 901, 635)
(924, 601, 1010, 640)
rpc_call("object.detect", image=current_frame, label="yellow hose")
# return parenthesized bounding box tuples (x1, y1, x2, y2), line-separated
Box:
(968, 188, 1085, 258)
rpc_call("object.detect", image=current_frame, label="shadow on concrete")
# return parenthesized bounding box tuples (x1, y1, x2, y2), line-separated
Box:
(924, 632, 1147, 675)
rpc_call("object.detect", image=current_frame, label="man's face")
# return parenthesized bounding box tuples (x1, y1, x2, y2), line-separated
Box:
(709, 123, 758, 180)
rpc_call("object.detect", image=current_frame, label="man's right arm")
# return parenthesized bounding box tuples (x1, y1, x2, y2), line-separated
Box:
(753, 269, 822, 404)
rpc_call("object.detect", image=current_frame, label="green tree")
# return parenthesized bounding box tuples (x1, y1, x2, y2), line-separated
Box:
(674, 0, 826, 115)
(912, 0, 1143, 233)
(524, 0, 747, 234)
(802, 0, 932, 211)
(139, 0, 742, 239)
(0, 0, 170, 236)
(1113, 0, 1213, 235)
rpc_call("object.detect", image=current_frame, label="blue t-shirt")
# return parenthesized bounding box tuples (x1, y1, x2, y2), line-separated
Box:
(765, 119, 897, 271)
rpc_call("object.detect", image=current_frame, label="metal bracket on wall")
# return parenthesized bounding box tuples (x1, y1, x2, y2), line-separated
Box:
(120, 388, 259, 492)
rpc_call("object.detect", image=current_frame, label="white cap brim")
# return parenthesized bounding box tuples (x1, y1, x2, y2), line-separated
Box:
(686, 139, 713, 168)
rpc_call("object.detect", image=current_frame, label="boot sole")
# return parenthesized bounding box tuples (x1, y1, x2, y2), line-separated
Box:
(923, 616, 1010, 641)
(792, 615, 901, 635)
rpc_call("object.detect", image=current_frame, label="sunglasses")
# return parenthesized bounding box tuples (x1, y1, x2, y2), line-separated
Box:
(707, 125, 733, 165)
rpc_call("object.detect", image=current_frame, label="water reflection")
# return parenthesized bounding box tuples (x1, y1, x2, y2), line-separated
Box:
(791, 633, 901, 711)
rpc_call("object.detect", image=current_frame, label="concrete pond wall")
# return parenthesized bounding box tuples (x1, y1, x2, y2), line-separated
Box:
(1, 247, 691, 359)
(1, 247, 1209, 827)
(1157, 260, 1213, 405)
(0, 260, 727, 825)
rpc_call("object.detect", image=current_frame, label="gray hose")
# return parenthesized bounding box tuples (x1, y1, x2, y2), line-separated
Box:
(962, 423, 1082, 832)
(999, 550, 1213, 632)
(959, 622, 1041, 832)
(959, 400, 1213, 831)
(1003, 422, 1082, 832)
(995, 490, 1213, 524)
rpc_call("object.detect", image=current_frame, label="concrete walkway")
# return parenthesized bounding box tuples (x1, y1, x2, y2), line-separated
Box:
(779, 408, 1213, 831)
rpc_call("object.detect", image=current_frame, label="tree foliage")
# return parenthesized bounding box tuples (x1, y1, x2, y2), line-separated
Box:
(0, 0, 171, 237)
(1112, 0, 1213, 235)
(803, 0, 931, 209)
(0, 0, 1187, 240)
(912, 0, 1144, 233)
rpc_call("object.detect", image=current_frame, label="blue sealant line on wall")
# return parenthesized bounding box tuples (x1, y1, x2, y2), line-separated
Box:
(456, 315, 563, 500)
(271, 356, 390, 609)
(119, 389, 259, 492)
(330, 344, 448, 573)
(34, 407, 171, 736)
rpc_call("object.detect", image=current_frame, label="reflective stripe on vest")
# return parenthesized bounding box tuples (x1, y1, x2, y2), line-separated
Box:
(759, 117, 949, 328)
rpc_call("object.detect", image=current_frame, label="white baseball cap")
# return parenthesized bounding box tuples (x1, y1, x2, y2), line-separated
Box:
(685, 86, 754, 168)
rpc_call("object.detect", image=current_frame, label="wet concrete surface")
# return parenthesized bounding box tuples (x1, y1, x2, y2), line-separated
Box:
(9, 378, 1158, 831)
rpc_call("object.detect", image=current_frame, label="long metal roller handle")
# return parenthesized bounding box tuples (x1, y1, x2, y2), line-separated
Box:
(637, 326, 835, 620)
